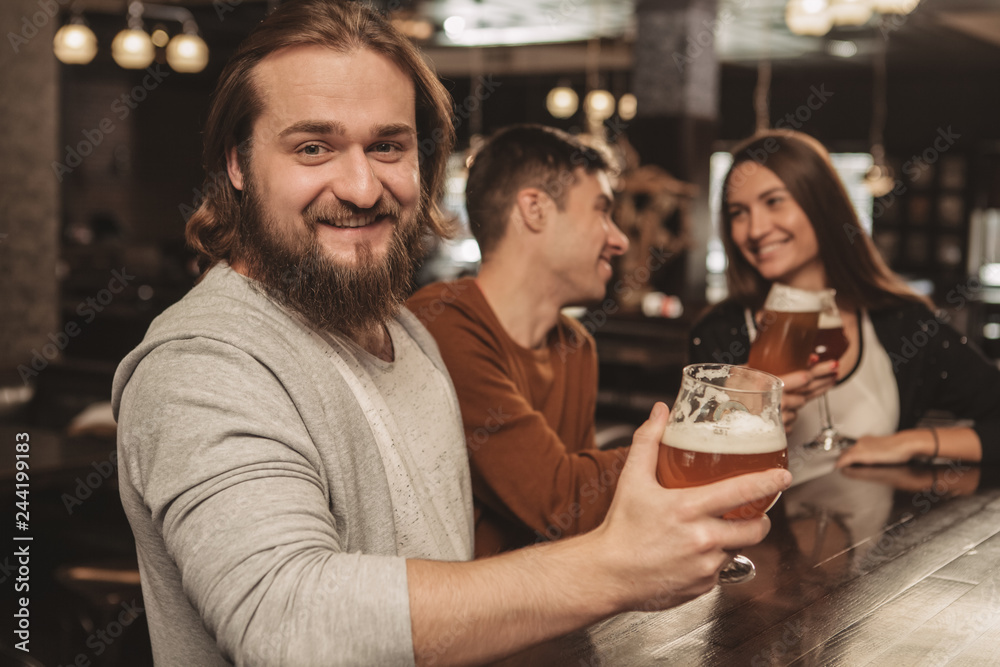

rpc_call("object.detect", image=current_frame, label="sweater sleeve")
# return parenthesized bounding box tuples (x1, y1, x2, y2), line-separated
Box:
(916, 312, 1000, 464)
(117, 338, 414, 666)
(409, 288, 627, 554)
(873, 304, 1000, 465)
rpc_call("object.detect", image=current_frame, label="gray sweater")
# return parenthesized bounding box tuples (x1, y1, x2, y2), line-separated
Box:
(112, 266, 473, 666)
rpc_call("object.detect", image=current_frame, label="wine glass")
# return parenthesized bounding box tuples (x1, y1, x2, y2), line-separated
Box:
(805, 290, 856, 451)
(657, 363, 788, 584)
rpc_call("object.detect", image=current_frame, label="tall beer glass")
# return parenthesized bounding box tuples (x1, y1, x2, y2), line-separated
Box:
(658, 363, 787, 584)
(805, 290, 855, 450)
(747, 284, 823, 376)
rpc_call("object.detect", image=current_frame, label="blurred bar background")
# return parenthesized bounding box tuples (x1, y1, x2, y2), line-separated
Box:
(2, 1, 1000, 663)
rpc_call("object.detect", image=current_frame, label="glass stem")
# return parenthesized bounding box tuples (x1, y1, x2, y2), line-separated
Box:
(820, 393, 834, 430)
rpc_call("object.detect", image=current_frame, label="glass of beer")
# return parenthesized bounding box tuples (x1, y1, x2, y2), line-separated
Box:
(805, 290, 855, 450)
(747, 284, 823, 376)
(657, 363, 787, 583)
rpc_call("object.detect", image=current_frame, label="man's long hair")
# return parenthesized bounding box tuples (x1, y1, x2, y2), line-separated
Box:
(720, 131, 929, 311)
(185, 0, 455, 272)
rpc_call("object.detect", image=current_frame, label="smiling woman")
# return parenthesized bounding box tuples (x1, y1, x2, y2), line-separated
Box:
(725, 162, 823, 290)
(719, 131, 916, 312)
(688, 130, 1000, 474)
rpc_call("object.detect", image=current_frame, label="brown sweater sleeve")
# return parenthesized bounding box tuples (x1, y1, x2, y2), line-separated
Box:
(408, 280, 628, 556)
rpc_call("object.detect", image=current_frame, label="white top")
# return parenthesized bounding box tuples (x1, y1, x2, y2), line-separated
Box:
(747, 309, 899, 485)
(321, 320, 473, 561)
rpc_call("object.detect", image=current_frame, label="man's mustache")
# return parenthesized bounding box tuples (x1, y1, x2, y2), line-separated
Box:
(303, 197, 403, 226)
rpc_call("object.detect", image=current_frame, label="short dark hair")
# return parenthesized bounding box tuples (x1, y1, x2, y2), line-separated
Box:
(721, 130, 928, 310)
(465, 124, 611, 259)
(186, 0, 455, 272)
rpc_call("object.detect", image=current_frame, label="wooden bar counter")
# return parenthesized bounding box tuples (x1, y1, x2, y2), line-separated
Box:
(500, 461, 1000, 666)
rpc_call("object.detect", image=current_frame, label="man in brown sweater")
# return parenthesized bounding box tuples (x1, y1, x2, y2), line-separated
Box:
(408, 125, 632, 556)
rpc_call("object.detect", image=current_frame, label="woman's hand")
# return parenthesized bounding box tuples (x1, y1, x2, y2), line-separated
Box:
(837, 427, 981, 468)
(836, 432, 924, 467)
(777, 360, 838, 433)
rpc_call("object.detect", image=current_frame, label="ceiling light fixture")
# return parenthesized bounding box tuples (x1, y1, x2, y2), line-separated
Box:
(583, 38, 615, 135)
(443, 16, 466, 39)
(786, 0, 833, 37)
(864, 39, 894, 197)
(53, 14, 97, 65)
(69, 1, 210, 72)
(166, 32, 209, 73)
(111, 28, 155, 69)
(150, 26, 170, 48)
(871, 0, 919, 14)
(826, 39, 859, 57)
(112, 1, 155, 69)
(786, 0, 920, 36)
(546, 86, 579, 119)
(584, 89, 616, 121)
(829, 0, 874, 27)
(618, 93, 637, 121)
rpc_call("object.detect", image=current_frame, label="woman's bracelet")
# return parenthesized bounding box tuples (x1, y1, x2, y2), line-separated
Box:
(928, 427, 940, 460)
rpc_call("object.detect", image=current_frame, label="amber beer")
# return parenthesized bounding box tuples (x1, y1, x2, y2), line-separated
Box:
(747, 285, 823, 376)
(813, 326, 849, 364)
(813, 294, 849, 363)
(657, 420, 788, 520)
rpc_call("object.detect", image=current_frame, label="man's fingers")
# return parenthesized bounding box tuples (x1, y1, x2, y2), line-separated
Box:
(717, 513, 772, 551)
(622, 402, 670, 475)
(694, 469, 792, 518)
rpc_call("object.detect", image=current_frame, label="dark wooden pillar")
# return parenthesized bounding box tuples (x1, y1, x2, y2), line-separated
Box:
(628, 0, 719, 302)
(0, 0, 60, 386)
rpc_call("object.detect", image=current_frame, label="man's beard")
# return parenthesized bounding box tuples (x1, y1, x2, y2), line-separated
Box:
(234, 175, 425, 337)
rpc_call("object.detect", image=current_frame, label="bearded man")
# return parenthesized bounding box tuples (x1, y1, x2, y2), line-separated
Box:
(112, 1, 789, 665)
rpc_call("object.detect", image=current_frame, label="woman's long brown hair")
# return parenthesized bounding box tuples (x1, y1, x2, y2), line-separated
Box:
(720, 130, 930, 311)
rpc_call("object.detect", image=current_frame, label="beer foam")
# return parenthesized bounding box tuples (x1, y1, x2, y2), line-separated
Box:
(693, 366, 729, 382)
(764, 284, 824, 313)
(818, 311, 842, 328)
(662, 414, 786, 454)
